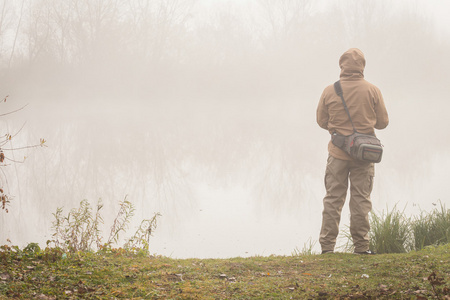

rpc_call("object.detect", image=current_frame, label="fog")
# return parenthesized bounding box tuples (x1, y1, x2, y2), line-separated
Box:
(1, 0, 450, 258)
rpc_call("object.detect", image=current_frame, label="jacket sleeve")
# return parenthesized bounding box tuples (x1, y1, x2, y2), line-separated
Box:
(374, 89, 389, 129)
(316, 90, 329, 130)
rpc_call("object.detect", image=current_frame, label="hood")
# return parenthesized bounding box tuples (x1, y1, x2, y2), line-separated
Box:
(339, 48, 365, 79)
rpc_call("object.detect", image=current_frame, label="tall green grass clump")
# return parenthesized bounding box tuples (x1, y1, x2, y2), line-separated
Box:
(317, 202, 450, 255)
(412, 202, 450, 250)
(369, 206, 412, 254)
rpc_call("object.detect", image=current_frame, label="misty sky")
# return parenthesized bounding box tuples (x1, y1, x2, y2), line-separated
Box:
(202, 0, 450, 33)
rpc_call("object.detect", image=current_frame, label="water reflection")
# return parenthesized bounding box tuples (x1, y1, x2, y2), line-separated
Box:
(151, 183, 323, 258)
(1, 99, 449, 259)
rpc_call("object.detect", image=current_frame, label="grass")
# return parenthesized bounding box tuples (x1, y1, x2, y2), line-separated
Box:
(1, 200, 449, 298)
(292, 237, 317, 256)
(369, 206, 412, 254)
(412, 202, 450, 250)
(0, 244, 449, 299)
(367, 202, 450, 254)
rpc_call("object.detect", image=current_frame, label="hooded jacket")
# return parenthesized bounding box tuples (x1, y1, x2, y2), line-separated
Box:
(316, 48, 389, 160)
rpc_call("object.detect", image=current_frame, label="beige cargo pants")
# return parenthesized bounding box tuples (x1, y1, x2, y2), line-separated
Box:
(319, 155, 375, 253)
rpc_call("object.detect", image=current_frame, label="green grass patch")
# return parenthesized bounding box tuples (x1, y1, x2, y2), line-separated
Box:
(1, 244, 449, 299)
(367, 202, 450, 254)
(369, 206, 412, 254)
(1, 200, 449, 298)
(412, 202, 450, 250)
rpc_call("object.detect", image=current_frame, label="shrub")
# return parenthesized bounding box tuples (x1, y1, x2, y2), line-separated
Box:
(0, 97, 46, 213)
(49, 197, 160, 253)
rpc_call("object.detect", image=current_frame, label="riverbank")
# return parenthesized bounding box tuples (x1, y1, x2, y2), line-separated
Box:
(1, 244, 449, 299)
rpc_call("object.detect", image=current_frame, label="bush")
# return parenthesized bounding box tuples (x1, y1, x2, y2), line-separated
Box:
(0, 97, 46, 213)
(49, 197, 160, 254)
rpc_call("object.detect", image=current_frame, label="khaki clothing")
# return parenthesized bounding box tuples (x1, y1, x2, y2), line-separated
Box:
(317, 48, 389, 161)
(317, 48, 388, 252)
(319, 155, 374, 252)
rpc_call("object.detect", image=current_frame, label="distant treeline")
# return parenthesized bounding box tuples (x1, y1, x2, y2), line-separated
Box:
(0, 0, 449, 102)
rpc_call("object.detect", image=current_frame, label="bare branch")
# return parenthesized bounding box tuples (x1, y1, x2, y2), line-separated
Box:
(1, 143, 47, 151)
(9, 122, 27, 139)
(0, 103, 29, 117)
(4, 157, 26, 164)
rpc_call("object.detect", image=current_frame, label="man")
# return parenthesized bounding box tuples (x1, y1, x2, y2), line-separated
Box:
(316, 48, 389, 254)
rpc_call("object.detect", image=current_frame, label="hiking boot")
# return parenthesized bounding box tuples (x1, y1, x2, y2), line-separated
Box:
(321, 250, 334, 254)
(354, 250, 376, 255)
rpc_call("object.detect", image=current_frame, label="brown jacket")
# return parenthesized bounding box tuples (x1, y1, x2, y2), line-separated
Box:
(317, 48, 389, 160)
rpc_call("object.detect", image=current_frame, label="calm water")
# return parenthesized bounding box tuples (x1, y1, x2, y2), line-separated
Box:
(0, 100, 449, 258)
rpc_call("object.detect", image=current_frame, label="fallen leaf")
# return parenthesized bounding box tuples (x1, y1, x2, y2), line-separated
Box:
(378, 284, 388, 292)
(0, 273, 11, 281)
(175, 274, 184, 281)
(37, 294, 56, 300)
(428, 271, 445, 286)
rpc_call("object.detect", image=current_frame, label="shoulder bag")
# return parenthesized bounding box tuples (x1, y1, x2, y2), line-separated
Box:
(331, 81, 383, 163)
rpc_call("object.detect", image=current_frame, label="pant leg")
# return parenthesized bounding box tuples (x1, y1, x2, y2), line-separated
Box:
(319, 155, 350, 252)
(348, 160, 375, 252)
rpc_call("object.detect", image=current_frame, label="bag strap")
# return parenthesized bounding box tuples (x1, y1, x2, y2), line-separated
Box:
(334, 80, 357, 133)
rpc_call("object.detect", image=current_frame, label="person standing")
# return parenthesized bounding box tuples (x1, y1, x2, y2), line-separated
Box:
(316, 48, 389, 254)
